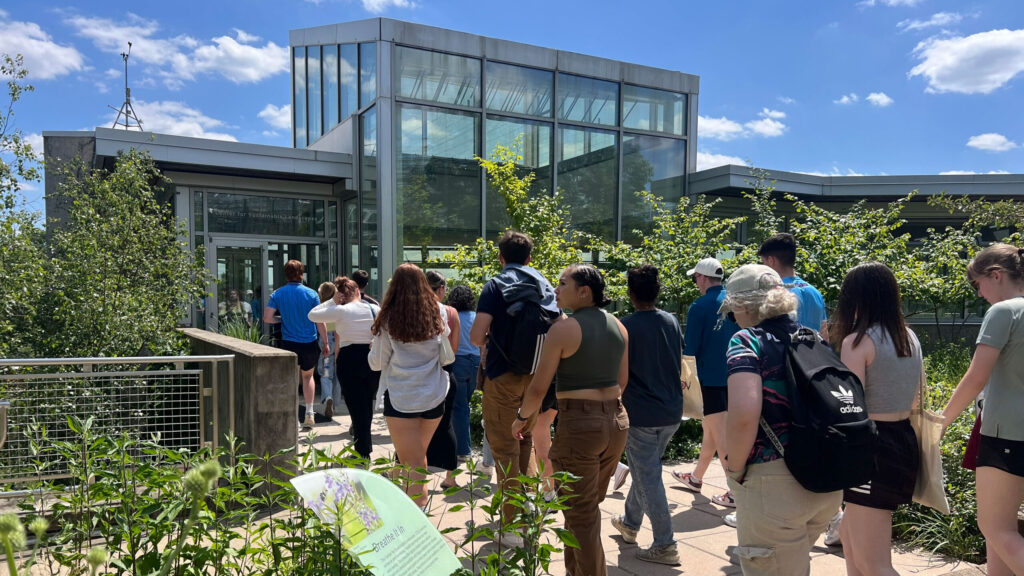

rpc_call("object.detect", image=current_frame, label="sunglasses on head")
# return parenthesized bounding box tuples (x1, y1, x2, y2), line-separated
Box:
(727, 311, 737, 323)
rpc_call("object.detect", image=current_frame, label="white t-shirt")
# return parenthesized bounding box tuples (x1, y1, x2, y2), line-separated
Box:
(307, 299, 379, 347)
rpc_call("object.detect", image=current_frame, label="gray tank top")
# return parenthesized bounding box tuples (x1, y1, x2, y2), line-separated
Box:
(862, 324, 922, 414)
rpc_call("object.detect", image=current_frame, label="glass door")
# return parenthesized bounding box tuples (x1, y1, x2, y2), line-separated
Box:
(207, 241, 266, 334)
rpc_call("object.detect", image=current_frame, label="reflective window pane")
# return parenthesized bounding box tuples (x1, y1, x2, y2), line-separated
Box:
(293, 46, 306, 147)
(395, 46, 480, 107)
(621, 134, 686, 242)
(485, 61, 553, 117)
(360, 42, 377, 107)
(328, 200, 338, 238)
(557, 73, 618, 126)
(557, 126, 618, 240)
(193, 190, 204, 232)
(622, 85, 686, 136)
(485, 115, 552, 237)
(397, 104, 481, 262)
(359, 107, 379, 296)
(307, 46, 322, 142)
(344, 196, 360, 274)
(341, 44, 358, 119)
(206, 192, 323, 237)
(323, 45, 339, 130)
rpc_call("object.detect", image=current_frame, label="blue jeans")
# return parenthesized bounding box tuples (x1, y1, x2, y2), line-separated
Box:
(451, 354, 480, 457)
(623, 423, 680, 548)
(317, 332, 336, 402)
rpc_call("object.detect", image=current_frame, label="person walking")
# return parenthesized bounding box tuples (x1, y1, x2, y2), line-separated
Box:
(672, 257, 739, 517)
(829, 262, 922, 576)
(314, 282, 340, 419)
(263, 259, 327, 430)
(941, 243, 1024, 576)
(447, 285, 481, 467)
(308, 276, 381, 459)
(757, 233, 826, 331)
(470, 231, 561, 537)
(513, 264, 629, 576)
(368, 263, 451, 506)
(352, 269, 380, 306)
(425, 271, 461, 489)
(719, 264, 843, 576)
(608, 265, 683, 566)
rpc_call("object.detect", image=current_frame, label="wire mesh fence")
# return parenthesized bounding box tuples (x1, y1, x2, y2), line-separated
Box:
(0, 356, 233, 487)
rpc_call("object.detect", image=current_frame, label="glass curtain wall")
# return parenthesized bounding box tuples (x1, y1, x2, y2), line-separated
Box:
(293, 42, 376, 147)
(558, 126, 618, 240)
(341, 44, 358, 119)
(621, 134, 686, 242)
(395, 46, 480, 106)
(622, 85, 686, 136)
(557, 73, 618, 126)
(293, 46, 306, 147)
(485, 61, 553, 117)
(485, 116, 552, 237)
(396, 103, 481, 263)
(323, 45, 339, 129)
(307, 46, 322, 143)
(360, 42, 377, 107)
(359, 106, 380, 297)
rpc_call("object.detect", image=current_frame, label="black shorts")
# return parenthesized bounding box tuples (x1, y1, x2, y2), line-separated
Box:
(383, 391, 445, 420)
(843, 419, 918, 511)
(279, 339, 320, 372)
(701, 385, 728, 416)
(977, 434, 1024, 477)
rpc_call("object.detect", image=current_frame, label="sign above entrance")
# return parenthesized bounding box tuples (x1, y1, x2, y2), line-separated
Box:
(205, 191, 325, 237)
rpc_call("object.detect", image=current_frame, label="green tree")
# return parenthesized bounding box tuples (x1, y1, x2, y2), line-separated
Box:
(36, 150, 208, 357)
(0, 54, 45, 357)
(437, 140, 590, 290)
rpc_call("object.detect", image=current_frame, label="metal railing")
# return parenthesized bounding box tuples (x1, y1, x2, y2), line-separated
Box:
(0, 356, 234, 487)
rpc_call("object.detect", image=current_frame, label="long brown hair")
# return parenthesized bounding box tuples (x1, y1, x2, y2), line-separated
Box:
(830, 262, 912, 357)
(372, 263, 445, 343)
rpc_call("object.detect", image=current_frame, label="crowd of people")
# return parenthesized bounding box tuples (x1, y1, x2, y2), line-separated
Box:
(259, 230, 1024, 576)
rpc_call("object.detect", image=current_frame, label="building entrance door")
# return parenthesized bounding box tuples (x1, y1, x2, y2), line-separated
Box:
(207, 241, 266, 334)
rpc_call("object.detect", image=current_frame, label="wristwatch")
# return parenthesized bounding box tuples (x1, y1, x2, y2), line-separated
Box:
(515, 408, 529, 421)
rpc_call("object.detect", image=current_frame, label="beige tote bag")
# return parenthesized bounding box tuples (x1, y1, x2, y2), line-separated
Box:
(910, 365, 950, 515)
(681, 355, 704, 419)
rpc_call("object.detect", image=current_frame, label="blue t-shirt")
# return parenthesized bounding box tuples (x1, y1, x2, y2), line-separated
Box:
(456, 310, 480, 357)
(683, 285, 739, 388)
(621, 309, 683, 427)
(783, 275, 826, 330)
(267, 282, 319, 343)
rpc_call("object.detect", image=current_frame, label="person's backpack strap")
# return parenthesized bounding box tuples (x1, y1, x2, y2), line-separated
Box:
(759, 417, 785, 457)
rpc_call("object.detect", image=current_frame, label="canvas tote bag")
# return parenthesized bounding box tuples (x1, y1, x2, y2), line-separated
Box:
(910, 364, 950, 514)
(681, 355, 704, 419)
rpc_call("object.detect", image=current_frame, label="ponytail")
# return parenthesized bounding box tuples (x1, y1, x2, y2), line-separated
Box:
(568, 264, 612, 308)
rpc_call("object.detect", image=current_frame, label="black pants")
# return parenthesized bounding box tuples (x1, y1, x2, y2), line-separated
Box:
(337, 343, 380, 459)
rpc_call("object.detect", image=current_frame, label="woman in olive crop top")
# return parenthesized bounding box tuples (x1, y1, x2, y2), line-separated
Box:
(512, 264, 629, 576)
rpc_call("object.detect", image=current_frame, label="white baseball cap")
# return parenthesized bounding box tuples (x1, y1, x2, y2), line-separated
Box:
(686, 257, 724, 279)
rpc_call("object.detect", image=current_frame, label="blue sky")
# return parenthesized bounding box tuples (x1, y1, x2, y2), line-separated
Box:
(2, 0, 1023, 211)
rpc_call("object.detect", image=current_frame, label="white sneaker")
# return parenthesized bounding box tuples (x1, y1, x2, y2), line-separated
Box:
(723, 512, 738, 528)
(611, 462, 629, 491)
(824, 510, 843, 546)
(303, 413, 316, 429)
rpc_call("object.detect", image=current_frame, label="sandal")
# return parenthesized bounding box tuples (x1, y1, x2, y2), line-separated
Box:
(671, 471, 703, 493)
(712, 491, 736, 508)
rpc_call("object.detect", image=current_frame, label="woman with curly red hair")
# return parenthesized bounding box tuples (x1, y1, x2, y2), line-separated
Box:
(369, 263, 452, 506)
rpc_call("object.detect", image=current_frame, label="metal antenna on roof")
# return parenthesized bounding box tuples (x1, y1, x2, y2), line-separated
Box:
(109, 42, 143, 131)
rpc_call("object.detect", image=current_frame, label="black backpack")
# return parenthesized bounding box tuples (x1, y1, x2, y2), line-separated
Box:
(493, 298, 554, 375)
(759, 325, 877, 493)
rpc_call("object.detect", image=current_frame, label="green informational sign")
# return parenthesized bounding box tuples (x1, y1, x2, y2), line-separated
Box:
(291, 468, 461, 576)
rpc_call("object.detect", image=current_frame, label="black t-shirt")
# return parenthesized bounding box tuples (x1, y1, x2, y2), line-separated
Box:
(477, 279, 512, 380)
(621, 309, 684, 427)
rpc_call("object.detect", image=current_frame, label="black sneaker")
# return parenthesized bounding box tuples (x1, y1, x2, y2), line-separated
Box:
(324, 397, 334, 419)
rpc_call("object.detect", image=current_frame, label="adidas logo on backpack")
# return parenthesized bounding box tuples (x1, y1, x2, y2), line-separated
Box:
(760, 326, 877, 493)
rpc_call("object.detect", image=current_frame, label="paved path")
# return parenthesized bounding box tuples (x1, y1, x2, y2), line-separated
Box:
(303, 409, 984, 575)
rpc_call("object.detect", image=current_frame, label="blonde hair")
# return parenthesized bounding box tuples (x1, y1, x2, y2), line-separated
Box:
(317, 282, 337, 303)
(723, 286, 798, 325)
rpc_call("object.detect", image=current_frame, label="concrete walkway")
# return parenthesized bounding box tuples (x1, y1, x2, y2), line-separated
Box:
(304, 410, 984, 576)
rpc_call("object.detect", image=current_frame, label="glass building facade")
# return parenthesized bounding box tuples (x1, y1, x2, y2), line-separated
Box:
(290, 18, 698, 282)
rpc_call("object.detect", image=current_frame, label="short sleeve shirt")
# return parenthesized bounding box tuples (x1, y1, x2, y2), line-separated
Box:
(477, 279, 512, 379)
(978, 297, 1024, 441)
(783, 275, 826, 330)
(621, 309, 684, 427)
(683, 286, 739, 388)
(268, 282, 319, 343)
(727, 315, 800, 466)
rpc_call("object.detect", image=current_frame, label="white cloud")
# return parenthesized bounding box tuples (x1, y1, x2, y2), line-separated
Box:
(258, 103, 291, 131)
(232, 28, 261, 43)
(910, 29, 1024, 94)
(834, 93, 859, 105)
(67, 13, 287, 89)
(700, 108, 788, 141)
(696, 151, 745, 171)
(24, 132, 43, 158)
(866, 92, 894, 107)
(898, 12, 963, 32)
(0, 16, 85, 79)
(123, 100, 237, 141)
(966, 132, 1018, 152)
(939, 170, 1012, 175)
(859, 0, 923, 7)
(698, 116, 745, 141)
(797, 166, 866, 177)
(777, 96, 796, 105)
(362, 0, 415, 12)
